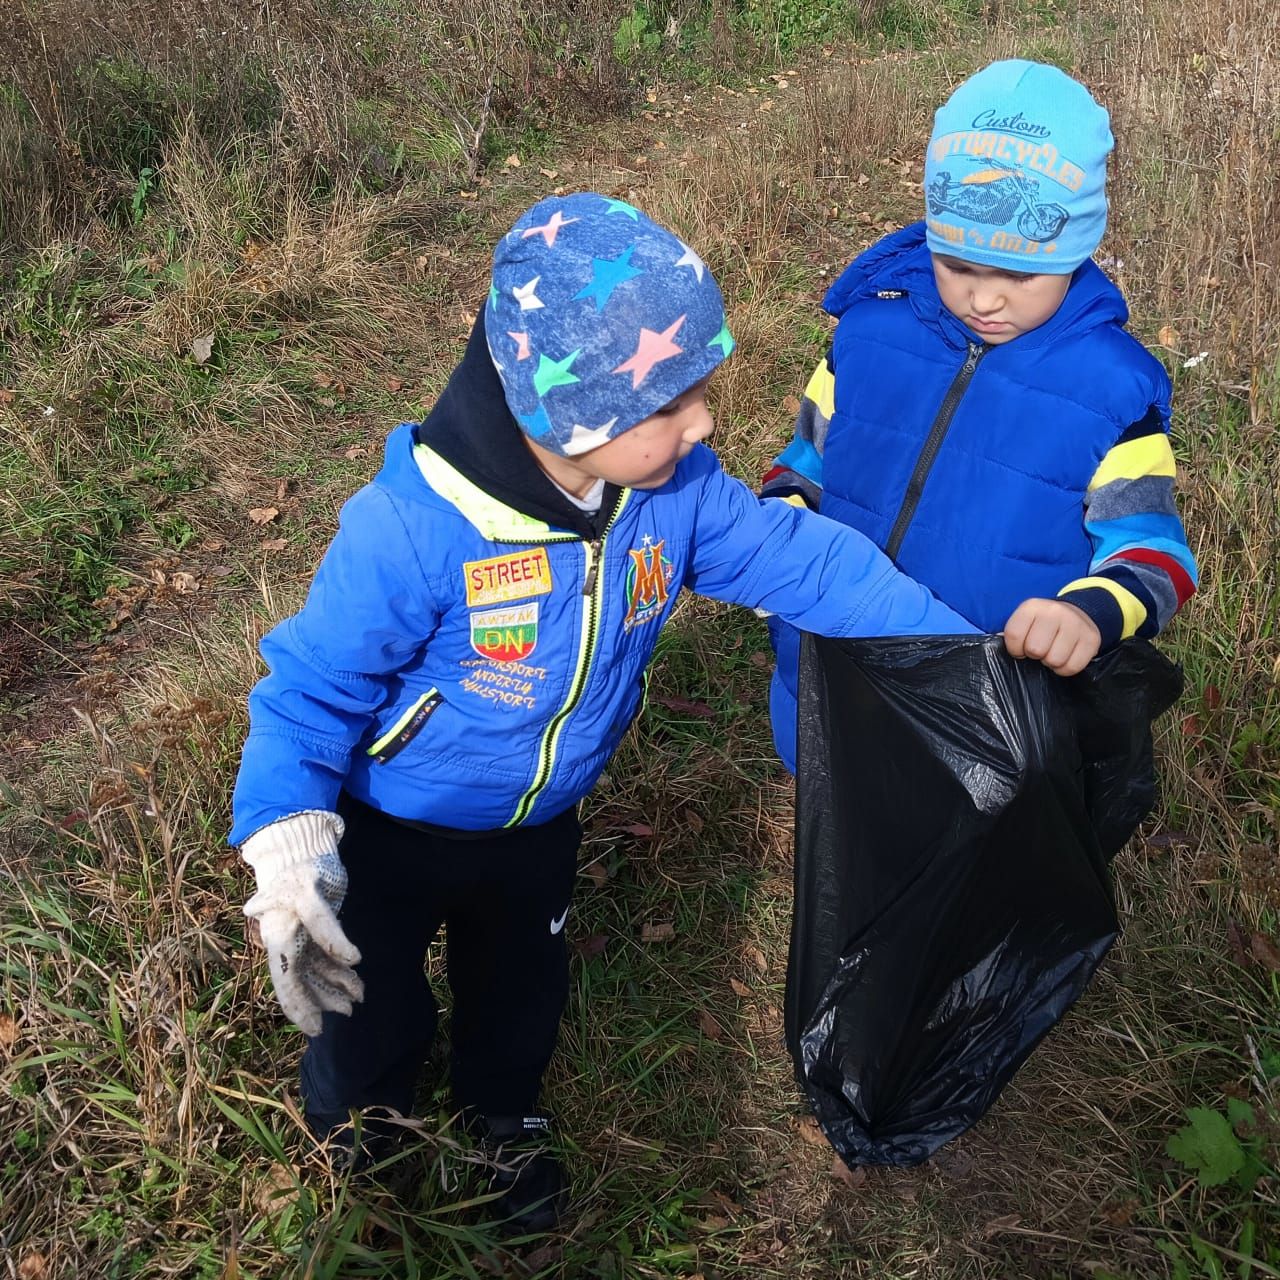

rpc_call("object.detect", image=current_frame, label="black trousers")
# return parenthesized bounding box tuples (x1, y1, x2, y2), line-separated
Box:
(300, 794, 581, 1136)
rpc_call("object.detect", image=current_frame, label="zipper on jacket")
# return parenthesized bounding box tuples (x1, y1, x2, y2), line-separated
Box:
(505, 489, 628, 827)
(884, 340, 987, 560)
(582, 537, 602, 596)
(367, 688, 441, 763)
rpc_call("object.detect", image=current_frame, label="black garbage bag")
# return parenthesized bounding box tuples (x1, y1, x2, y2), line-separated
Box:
(786, 634, 1182, 1168)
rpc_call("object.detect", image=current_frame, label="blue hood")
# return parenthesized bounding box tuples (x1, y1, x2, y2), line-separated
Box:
(821, 221, 1128, 351)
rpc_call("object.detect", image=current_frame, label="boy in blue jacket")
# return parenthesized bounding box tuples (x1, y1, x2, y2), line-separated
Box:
(230, 192, 973, 1230)
(764, 61, 1198, 770)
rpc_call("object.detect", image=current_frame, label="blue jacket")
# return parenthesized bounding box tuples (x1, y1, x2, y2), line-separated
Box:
(767, 223, 1187, 770)
(231, 346, 974, 843)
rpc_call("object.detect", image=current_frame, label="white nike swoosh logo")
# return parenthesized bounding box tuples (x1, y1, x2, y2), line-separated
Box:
(549, 907, 568, 935)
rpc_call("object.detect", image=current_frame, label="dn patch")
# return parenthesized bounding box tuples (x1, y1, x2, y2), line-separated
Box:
(471, 603, 539, 663)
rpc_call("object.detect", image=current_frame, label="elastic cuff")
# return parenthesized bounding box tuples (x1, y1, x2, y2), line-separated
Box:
(1057, 586, 1123, 652)
(240, 810, 345, 870)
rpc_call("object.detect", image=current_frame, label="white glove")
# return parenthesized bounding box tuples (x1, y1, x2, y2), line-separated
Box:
(241, 811, 364, 1037)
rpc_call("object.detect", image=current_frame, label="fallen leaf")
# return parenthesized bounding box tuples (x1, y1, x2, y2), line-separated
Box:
(247, 506, 279, 525)
(0, 1012, 18, 1052)
(729, 977, 751, 998)
(641, 921, 675, 943)
(795, 1115, 826, 1147)
(583, 859, 609, 887)
(385, 377, 404, 393)
(782, 394, 802, 415)
(253, 1162, 297, 1216)
(1226, 919, 1252, 967)
(573, 933, 608, 959)
(982, 1214, 1022, 1237)
(621, 822, 654, 838)
(313, 372, 333, 388)
(207, 565, 234, 579)
(1147, 831, 1193, 849)
(274, 479, 291, 502)
(503, 153, 521, 168)
(169, 571, 199, 594)
(521, 1244, 560, 1271)
(698, 1008, 724, 1040)
(0, 389, 16, 404)
(745, 945, 768, 974)
(458, 189, 478, 200)
(1250, 932, 1280, 972)
(17, 1254, 49, 1280)
(1157, 324, 1180, 347)
(539, 168, 559, 181)
(1100, 1197, 1139, 1227)
(201, 539, 225, 552)
(191, 332, 215, 365)
(706, 1188, 742, 1215)
(1202, 684, 1223, 710)
(652, 694, 716, 718)
(831, 1152, 866, 1187)
(343, 445, 370, 460)
(260, 537, 287, 552)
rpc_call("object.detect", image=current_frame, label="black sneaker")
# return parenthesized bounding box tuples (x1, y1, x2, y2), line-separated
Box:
(477, 1113, 567, 1234)
(311, 1112, 401, 1177)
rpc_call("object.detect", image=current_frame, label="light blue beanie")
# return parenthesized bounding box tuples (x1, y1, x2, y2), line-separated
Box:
(488, 192, 734, 456)
(924, 60, 1113, 274)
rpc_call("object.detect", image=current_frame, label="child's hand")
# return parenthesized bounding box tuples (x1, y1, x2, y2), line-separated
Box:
(1003, 598, 1102, 677)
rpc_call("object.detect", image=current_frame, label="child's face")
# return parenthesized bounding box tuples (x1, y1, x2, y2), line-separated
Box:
(931, 255, 1072, 344)
(564, 375, 716, 491)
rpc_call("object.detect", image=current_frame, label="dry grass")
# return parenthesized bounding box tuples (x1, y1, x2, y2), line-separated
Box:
(2, 0, 1279, 1276)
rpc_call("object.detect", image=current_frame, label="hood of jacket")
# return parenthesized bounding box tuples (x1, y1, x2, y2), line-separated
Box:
(413, 309, 620, 540)
(821, 221, 1129, 352)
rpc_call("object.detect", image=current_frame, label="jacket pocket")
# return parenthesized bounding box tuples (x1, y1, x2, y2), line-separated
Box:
(367, 689, 441, 764)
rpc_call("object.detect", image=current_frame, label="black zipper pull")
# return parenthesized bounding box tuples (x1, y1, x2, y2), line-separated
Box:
(582, 540, 601, 596)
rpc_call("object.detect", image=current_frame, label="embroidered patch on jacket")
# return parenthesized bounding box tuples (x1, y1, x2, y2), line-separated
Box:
(464, 548, 553, 607)
(622, 536, 675, 632)
(471, 604, 539, 663)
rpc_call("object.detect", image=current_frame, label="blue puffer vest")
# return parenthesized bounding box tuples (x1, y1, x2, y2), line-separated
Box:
(768, 222, 1171, 770)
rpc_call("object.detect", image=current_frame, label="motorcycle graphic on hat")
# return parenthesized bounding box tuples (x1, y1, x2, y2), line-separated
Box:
(927, 158, 1070, 243)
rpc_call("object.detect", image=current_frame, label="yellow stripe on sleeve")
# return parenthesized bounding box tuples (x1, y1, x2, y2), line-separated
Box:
(1059, 576, 1147, 639)
(1087, 433, 1176, 492)
(803, 359, 836, 420)
(780, 493, 807, 508)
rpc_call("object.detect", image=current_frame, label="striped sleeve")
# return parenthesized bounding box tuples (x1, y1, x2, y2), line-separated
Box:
(760, 354, 835, 510)
(1057, 406, 1198, 649)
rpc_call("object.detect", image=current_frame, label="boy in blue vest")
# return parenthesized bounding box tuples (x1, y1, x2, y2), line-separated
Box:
(230, 193, 974, 1232)
(764, 60, 1198, 770)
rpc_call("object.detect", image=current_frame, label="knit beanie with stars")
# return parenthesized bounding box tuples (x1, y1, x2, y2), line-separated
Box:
(487, 192, 734, 457)
(924, 60, 1113, 273)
